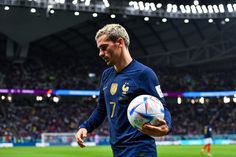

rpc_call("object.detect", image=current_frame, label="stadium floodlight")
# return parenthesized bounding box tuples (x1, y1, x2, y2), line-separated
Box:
(150, 3, 156, 11)
(72, 0, 78, 5)
(162, 18, 167, 22)
(184, 19, 189, 23)
(225, 18, 230, 22)
(191, 99, 195, 104)
(213, 5, 219, 13)
(191, 5, 197, 14)
(74, 11, 79, 16)
(92, 12, 98, 17)
(50, 9, 55, 14)
(84, 0, 91, 6)
(193, 0, 199, 6)
(233, 4, 236, 11)
(202, 5, 208, 13)
(166, 4, 172, 13)
(30, 8, 36, 13)
(55, 0, 65, 4)
(223, 96, 230, 103)
(4, 6, 10, 10)
(177, 97, 181, 104)
(7, 95, 12, 102)
(199, 97, 204, 104)
(185, 5, 191, 14)
(1, 95, 5, 100)
(138, 1, 145, 11)
(219, 4, 225, 13)
(208, 5, 213, 13)
(36, 96, 43, 101)
(103, 0, 110, 8)
(144, 16, 149, 21)
(180, 5, 186, 13)
(172, 4, 178, 13)
(208, 18, 213, 23)
(196, 5, 203, 14)
(52, 96, 60, 103)
(144, 2, 150, 11)
(110, 14, 116, 18)
(156, 3, 162, 9)
(227, 4, 233, 12)
(233, 97, 236, 103)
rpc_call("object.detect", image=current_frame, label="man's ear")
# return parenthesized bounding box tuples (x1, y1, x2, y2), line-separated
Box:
(116, 37, 124, 47)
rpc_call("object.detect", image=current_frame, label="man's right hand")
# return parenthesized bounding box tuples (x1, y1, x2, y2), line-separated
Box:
(75, 128, 88, 148)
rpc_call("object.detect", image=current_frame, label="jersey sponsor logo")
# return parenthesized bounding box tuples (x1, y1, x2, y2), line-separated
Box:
(110, 83, 118, 95)
(155, 85, 164, 98)
(122, 82, 129, 95)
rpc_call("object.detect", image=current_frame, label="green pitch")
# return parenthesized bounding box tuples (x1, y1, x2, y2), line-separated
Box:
(0, 145, 235, 157)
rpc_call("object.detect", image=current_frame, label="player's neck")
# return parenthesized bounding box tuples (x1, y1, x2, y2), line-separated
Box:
(114, 50, 132, 72)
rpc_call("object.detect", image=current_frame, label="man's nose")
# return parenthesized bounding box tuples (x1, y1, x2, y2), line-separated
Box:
(99, 50, 104, 57)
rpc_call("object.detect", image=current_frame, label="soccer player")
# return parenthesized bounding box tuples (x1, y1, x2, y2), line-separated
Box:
(75, 24, 172, 157)
(200, 124, 213, 157)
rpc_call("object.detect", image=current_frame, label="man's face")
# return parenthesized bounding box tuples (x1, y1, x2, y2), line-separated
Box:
(96, 34, 121, 66)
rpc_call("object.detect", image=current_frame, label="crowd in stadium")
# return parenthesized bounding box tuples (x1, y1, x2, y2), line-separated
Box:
(0, 96, 235, 143)
(0, 59, 235, 91)
(0, 59, 236, 143)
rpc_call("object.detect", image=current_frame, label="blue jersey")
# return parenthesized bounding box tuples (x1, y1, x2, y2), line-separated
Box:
(204, 125, 212, 138)
(80, 60, 172, 157)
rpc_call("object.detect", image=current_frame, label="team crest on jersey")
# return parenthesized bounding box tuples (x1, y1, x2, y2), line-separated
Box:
(122, 82, 129, 95)
(110, 83, 118, 95)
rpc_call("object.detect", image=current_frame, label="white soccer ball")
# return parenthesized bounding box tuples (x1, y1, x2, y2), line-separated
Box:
(127, 94, 165, 129)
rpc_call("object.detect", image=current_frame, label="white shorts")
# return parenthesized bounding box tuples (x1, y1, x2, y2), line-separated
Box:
(204, 137, 212, 144)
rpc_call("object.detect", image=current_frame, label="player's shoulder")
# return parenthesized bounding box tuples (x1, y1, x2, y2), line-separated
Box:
(101, 67, 115, 80)
(134, 60, 156, 76)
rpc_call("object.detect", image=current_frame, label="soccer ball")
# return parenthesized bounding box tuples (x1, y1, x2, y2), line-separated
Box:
(127, 95, 165, 129)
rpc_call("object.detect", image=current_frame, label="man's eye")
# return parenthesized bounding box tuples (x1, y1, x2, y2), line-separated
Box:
(100, 45, 108, 51)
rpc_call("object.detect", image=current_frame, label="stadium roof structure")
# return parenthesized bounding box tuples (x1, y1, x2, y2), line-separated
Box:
(0, 0, 236, 69)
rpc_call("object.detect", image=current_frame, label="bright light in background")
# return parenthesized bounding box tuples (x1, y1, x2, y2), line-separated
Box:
(85, 0, 91, 6)
(177, 97, 182, 104)
(72, 0, 78, 5)
(196, 5, 203, 14)
(144, 17, 149, 21)
(227, 4, 233, 12)
(193, 0, 199, 6)
(92, 12, 98, 17)
(103, 0, 110, 7)
(162, 18, 167, 22)
(180, 5, 186, 13)
(184, 19, 189, 23)
(233, 97, 236, 103)
(74, 11, 79, 16)
(191, 5, 197, 14)
(36, 96, 43, 101)
(7, 96, 12, 102)
(110, 14, 116, 18)
(50, 9, 55, 14)
(225, 18, 230, 22)
(30, 8, 36, 13)
(1, 95, 5, 100)
(208, 18, 213, 23)
(138, 1, 144, 11)
(156, 3, 162, 8)
(219, 4, 225, 13)
(53, 96, 60, 103)
(199, 97, 204, 104)
(55, 0, 65, 4)
(208, 5, 213, 13)
(223, 96, 230, 103)
(4, 6, 10, 10)
(202, 5, 208, 13)
(213, 5, 219, 13)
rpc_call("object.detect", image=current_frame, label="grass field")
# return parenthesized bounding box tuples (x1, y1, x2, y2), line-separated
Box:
(0, 145, 236, 157)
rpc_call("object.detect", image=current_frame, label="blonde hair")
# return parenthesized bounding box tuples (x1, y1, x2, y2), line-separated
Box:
(95, 24, 130, 48)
